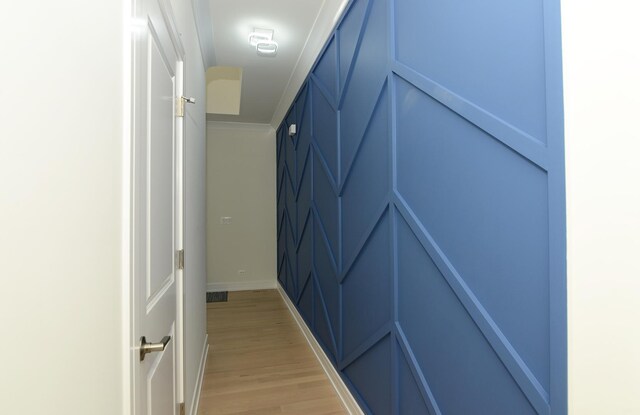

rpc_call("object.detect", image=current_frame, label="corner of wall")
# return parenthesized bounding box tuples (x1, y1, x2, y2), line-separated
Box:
(270, 0, 350, 128)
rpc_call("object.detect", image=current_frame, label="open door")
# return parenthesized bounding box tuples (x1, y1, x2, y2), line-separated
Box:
(131, 0, 186, 412)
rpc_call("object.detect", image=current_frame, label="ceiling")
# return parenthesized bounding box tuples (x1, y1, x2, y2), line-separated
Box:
(194, 0, 349, 127)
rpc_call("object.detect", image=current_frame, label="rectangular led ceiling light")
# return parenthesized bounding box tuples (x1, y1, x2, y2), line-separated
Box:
(248, 28, 273, 46)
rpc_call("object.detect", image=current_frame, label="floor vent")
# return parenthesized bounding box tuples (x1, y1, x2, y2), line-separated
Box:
(206, 291, 228, 303)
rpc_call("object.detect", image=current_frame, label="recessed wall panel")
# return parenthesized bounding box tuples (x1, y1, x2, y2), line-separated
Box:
(395, 77, 551, 392)
(395, 0, 547, 142)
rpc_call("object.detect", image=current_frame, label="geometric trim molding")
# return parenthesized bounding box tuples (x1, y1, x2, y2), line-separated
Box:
(277, 0, 567, 413)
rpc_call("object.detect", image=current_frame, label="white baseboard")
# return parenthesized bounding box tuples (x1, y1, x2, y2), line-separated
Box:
(207, 280, 277, 292)
(276, 284, 364, 415)
(189, 334, 209, 415)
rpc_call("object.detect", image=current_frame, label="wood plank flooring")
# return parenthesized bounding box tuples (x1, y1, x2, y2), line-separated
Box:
(198, 289, 347, 415)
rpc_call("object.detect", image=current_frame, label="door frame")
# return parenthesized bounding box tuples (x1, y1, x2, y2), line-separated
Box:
(125, 0, 187, 412)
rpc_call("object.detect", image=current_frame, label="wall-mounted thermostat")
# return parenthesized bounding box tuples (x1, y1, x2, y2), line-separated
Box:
(288, 124, 297, 136)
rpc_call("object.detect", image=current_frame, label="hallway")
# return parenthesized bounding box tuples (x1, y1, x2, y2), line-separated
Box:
(2, 0, 639, 414)
(198, 290, 347, 415)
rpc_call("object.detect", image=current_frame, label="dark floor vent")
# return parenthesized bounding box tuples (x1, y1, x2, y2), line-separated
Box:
(206, 291, 228, 303)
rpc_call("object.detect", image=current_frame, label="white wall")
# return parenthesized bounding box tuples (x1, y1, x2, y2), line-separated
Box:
(0, 1, 127, 413)
(562, 1, 640, 413)
(0, 1, 208, 413)
(169, 0, 209, 413)
(206, 122, 277, 291)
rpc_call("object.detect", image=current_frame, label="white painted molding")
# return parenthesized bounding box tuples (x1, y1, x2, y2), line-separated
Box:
(206, 120, 275, 133)
(207, 280, 277, 292)
(270, 0, 350, 128)
(276, 284, 364, 415)
(189, 335, 209, 415)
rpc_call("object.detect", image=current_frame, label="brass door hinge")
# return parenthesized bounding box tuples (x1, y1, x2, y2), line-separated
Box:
(179, 402, 185, 415)
(176, 249, 185, 270)
(176, 96, 195, 117)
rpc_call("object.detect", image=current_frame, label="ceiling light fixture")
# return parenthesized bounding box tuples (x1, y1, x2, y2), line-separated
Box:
(256, 40, 278, 56)
(248, 28, 273, 46)
(249, 28, 278, 57)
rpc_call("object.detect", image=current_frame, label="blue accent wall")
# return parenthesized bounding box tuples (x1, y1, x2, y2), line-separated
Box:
(276, 0, 566, 413)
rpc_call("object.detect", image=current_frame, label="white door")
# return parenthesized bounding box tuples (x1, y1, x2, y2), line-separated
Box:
(132, 0, 185, 413)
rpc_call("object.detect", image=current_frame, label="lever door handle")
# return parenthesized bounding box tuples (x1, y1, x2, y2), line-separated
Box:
(139, 335, 171, 361)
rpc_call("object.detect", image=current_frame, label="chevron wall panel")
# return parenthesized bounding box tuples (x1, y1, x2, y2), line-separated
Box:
(276, 0, 566, 413)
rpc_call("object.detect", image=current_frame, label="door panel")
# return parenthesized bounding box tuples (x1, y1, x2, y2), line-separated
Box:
(147, 325, 176, 415)
(132, 0, 183, 413)
(148, 31, 176, 300)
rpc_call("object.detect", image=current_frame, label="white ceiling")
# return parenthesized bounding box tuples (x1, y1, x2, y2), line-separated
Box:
(195, 0, 349, 127)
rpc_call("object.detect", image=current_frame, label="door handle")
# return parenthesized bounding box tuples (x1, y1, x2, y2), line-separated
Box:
(139, 335, 171, 361)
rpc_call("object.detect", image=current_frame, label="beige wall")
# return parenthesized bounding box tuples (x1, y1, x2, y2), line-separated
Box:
(206, 66, 242, 115)
(562, 0, 640, 413)
(206, 122, 277, 291)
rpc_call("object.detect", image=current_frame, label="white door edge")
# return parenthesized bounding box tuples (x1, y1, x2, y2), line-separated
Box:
(128, 0, 187, 411)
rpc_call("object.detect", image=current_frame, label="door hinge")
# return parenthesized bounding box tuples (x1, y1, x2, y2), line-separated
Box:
(179, 402, 185, 415)
(176, 249, 184, 270)
(176, 96, 195, 117)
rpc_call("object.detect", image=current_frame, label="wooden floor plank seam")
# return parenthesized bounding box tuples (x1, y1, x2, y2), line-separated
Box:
(198, 289, 348, 415)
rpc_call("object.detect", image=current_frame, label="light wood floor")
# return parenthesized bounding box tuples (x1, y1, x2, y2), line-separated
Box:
(198, 289, 347, 415)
